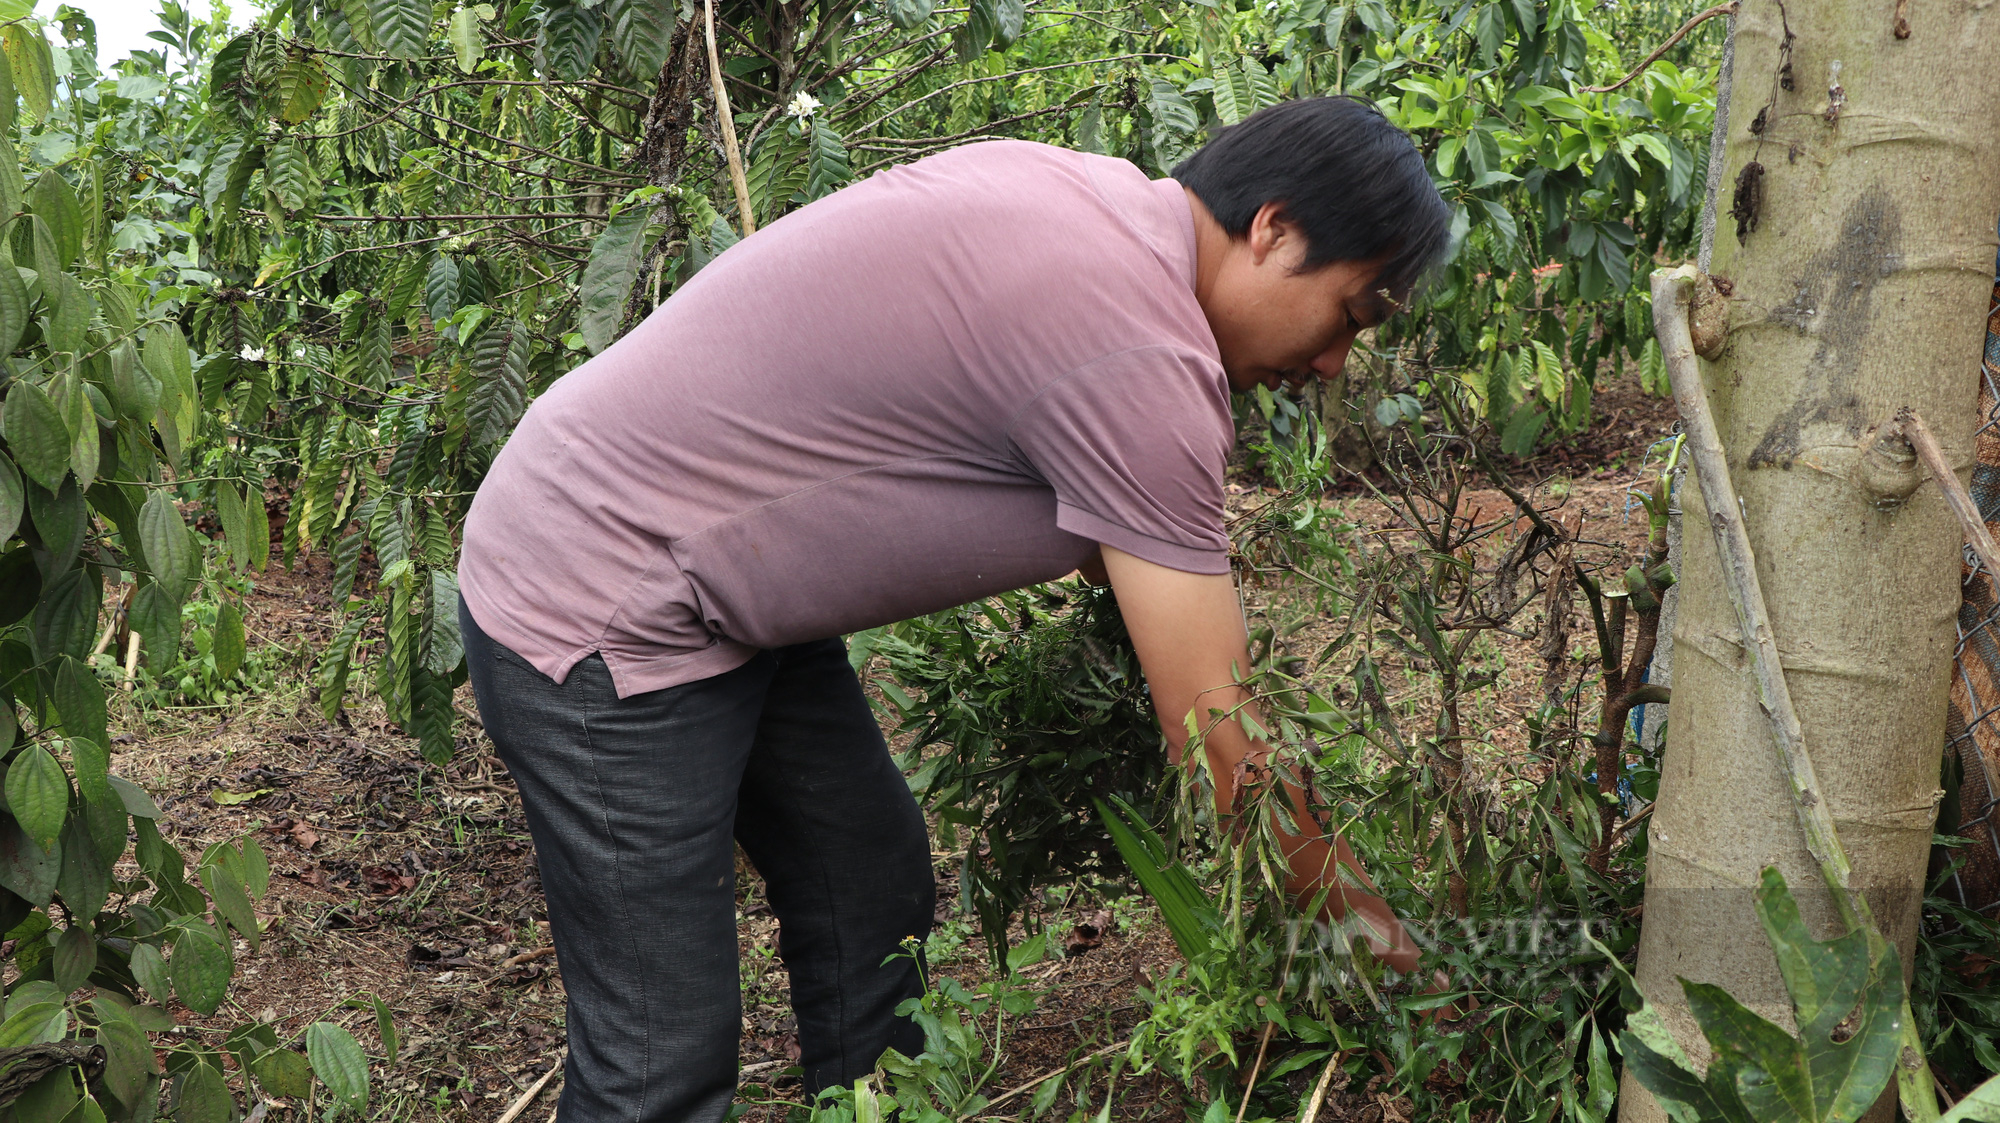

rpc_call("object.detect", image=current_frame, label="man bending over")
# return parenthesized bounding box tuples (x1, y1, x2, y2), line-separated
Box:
(458, 94, 1452, 1122)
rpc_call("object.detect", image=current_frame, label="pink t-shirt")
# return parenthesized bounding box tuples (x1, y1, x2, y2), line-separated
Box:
(459, 140, 1233, 697)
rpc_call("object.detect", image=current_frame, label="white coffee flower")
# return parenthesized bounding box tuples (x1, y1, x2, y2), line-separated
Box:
(239, 345, 266, 362)
(785, 91, 821, 119)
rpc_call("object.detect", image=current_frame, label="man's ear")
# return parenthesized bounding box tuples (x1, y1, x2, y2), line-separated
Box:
(1246, 201, 1294, 266)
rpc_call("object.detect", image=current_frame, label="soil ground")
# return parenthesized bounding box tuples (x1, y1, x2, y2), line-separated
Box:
(102, 372, 1680, 1122)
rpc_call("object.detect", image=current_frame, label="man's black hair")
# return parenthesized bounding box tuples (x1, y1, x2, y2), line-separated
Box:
(1172, 96, 1451, 298)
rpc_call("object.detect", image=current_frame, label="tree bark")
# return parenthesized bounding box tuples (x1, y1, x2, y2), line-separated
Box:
(1618, 0, 2000, 1118)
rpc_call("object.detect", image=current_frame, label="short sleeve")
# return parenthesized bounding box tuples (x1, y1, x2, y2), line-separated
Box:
(1008, 346, 1234, 574)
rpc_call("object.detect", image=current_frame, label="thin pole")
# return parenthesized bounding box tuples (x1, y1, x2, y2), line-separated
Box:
(703, 0, 757, 237)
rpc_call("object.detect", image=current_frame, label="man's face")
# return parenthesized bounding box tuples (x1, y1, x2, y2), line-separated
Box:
(1197, 202, 1396, 394)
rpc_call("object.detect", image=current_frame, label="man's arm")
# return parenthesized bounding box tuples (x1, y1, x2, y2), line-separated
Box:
(1099, 544, 1421, 974)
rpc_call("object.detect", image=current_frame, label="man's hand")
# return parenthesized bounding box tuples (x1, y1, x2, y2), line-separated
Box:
(1100, 544, 1422, 974)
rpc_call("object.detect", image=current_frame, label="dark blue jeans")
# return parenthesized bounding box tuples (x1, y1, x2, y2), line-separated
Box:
(461, 601, 934, 1121)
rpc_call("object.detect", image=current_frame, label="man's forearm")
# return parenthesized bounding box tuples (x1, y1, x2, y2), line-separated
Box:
(1188, 706, 1421, 973)
(1101, 544, 1423, 973)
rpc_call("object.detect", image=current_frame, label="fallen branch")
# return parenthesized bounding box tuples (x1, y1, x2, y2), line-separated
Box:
(981, 1039, 1127, 1111)
(496, 1051, 565, 1123)
(500, 946, 557, 969)
(1581, 1, 1737, 92)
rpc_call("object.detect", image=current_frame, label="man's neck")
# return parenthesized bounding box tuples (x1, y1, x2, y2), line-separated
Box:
(1183, 186, 1229, 313)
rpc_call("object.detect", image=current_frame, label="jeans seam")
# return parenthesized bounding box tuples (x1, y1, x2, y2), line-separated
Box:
(579, 707, 650, 1121)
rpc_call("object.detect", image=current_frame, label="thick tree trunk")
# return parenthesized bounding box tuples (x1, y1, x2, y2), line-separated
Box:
(1618, 0, 2000, 1118)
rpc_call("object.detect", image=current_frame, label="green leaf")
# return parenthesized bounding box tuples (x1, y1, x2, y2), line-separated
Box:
(1620, 1024, 1728, 1123)
(130, 581, 180, 672)
(32, 568, 99, 664)
(1939, 1075, 2000, 1122)
(264, 139, 320, 212)
(372, 0, 433, 58)
(0, 250, 26, 356)
(424, 570, 463, 674)
(129, 941, 171, 1001)
(373, 994, 399, 1063)
(251, 1047, 313, 1099)
(0, 25, 52, 122)
(5, 745, 68, 850)
(989, 0, 1025, 47)
(578, 205, 650, 354)
(52, 923, 95, 992)
(412, 665, 455, 763)
(28, 173, 82, 269)
(468, 317, 530, 444)
(1146, 78, 1199, 172)
(0, 1001, 66, 1046)
(212, 597, 246, 681)
(200, 860, 258, 952)
(537, 2, 603, 80)
(1093, 796, 1218, 960)
(607, 0, 669, 77)
(307, 1021, 371, 1114)
(138, 489, 195, 602)
(95, 1010, 156, 1109)
(0, 452, 19, 542)
(5, 380, 73, 491)
(215, 482, 247, 571)
(318, 612, 366, 720)
(174, 1062, 231, 1123)
(56, 812, 109, 920)
(448, 6, 486, 71)
(55, 657, 109, 762)
(0, 815, 60, 906)
(1751, 868, 1906, 1123)
(272, 55, 330, 122)
(886, 0, 933, 30)
(0, 39, 14, 135)
(82, 789, 126, 866)
(110, 774, 161, 818)
(143, 323, 194, 411)
(806, 121, 852, 201)
(169, 921, 232, 1015)
(240, 836, 270, 897)
(109, 340, 161, 421)
(68, 733, 110, 815)
(424, 254, 460, 325)
(1683, 978, 1813, 1122)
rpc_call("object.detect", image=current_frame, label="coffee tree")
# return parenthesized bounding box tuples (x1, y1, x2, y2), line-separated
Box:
(1125, 0, 1716, 452)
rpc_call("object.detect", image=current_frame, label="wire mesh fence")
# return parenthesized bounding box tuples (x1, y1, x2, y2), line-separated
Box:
(1938, 272, 2000, 918)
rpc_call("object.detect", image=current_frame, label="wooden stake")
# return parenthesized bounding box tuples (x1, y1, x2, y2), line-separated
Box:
(703, 0, 756, 237)
(122, 630, 142, 689)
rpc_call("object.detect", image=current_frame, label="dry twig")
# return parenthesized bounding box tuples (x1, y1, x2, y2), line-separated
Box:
(1900, 408, 2000, 580)
(496, 1051, 566, 1123)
